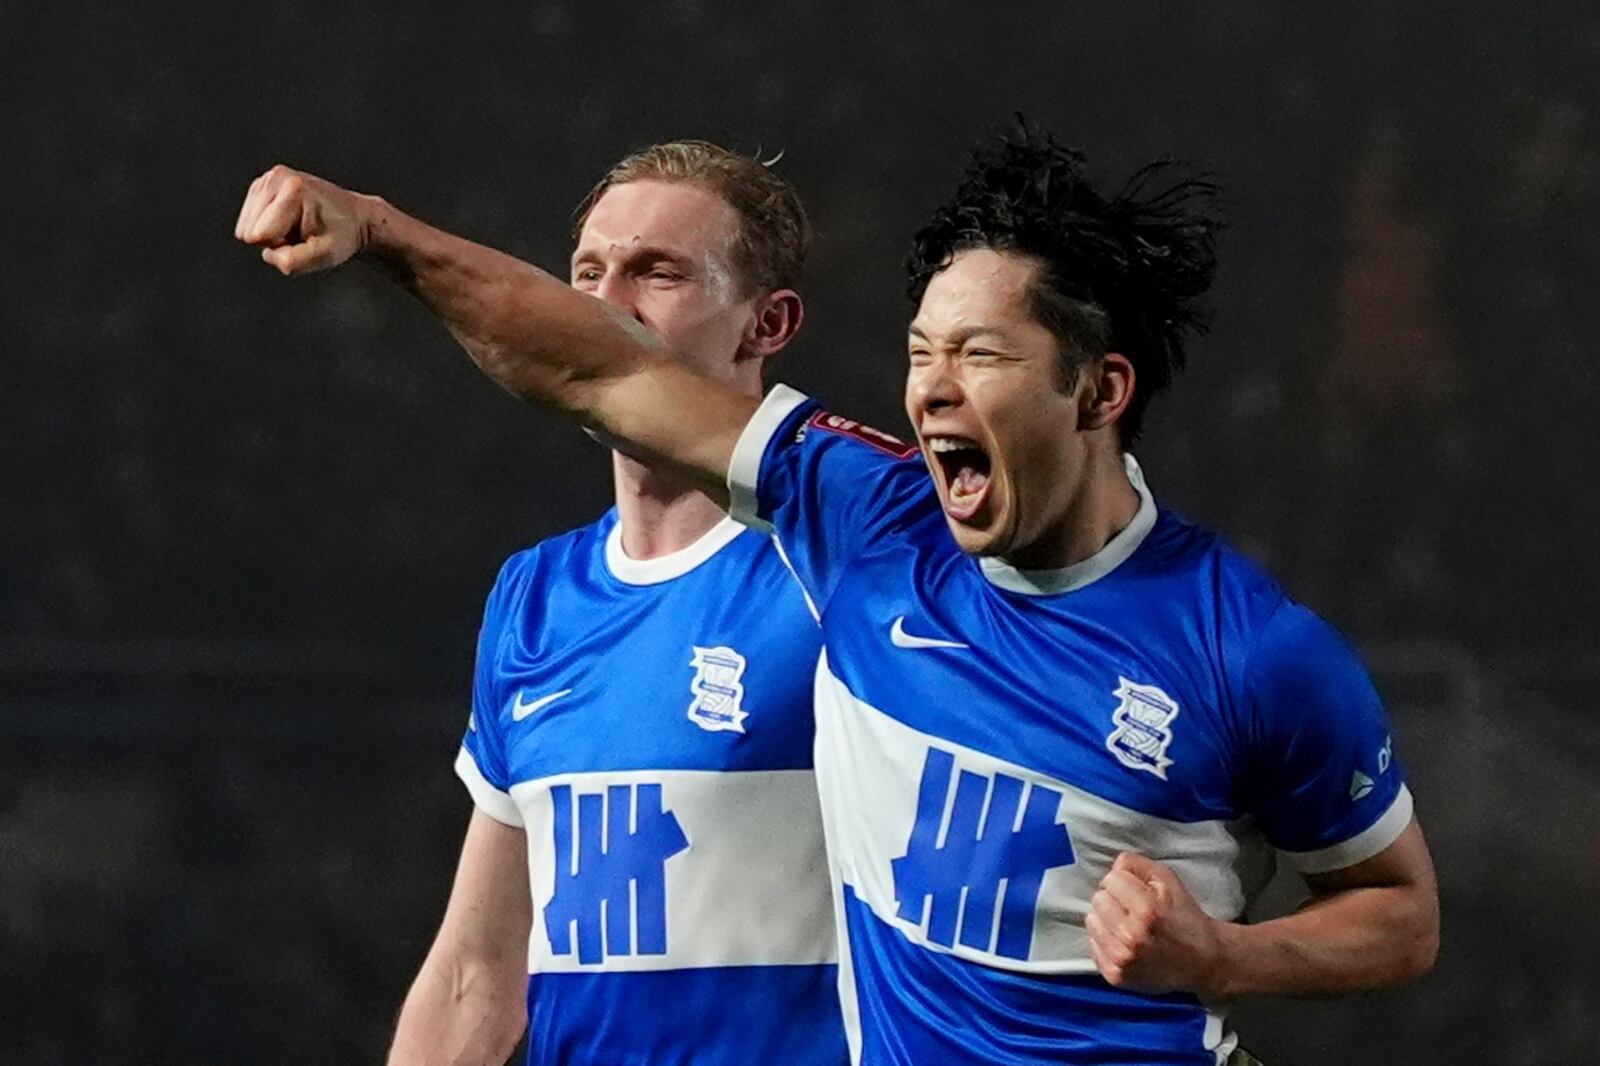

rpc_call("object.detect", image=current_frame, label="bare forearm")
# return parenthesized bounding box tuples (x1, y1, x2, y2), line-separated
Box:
(361, 198, 661, 420)
(236, 167, 751, 493)
(1208, 881, 1438, 999)
(388, 951, 527, 1066)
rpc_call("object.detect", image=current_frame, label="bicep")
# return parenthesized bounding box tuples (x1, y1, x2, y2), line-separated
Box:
(433, 808, 533, 964)
(584, 349, 759, 508)
(1300, 816, 1440, 974)
(1303, 816, 1436, 897)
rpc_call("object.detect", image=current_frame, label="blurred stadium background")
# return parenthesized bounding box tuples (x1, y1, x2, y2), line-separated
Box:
(3, 2, 1598, 1063)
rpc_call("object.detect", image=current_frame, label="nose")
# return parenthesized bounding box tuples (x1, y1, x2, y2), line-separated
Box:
(908, 358, 963, 417)
(592, 271, 641, 320)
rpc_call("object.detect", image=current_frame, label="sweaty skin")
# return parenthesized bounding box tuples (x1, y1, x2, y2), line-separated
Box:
(234, 165, 1438, 1001)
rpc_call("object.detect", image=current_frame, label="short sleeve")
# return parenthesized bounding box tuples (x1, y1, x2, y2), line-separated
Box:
(1243, 601, 1411, 873)
(726, 384, 929, 615)
(454, 556, 527, 827)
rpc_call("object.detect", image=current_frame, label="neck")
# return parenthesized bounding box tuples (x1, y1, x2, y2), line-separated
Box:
(612, 452, 729, 560)
(1002, 448, 1141, 572)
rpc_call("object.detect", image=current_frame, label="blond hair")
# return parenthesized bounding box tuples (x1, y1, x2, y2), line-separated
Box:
(573, 140, 811, 295)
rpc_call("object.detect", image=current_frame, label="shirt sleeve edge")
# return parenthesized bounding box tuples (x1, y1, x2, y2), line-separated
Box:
(454, 746, 524, 827)
(727, 383, 810, 531)
(1281, 784, 1413, 874)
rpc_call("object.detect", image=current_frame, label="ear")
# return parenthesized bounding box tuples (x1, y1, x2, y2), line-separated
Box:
(739, 288, 804, 363)
(1079, 352, 1135, 432)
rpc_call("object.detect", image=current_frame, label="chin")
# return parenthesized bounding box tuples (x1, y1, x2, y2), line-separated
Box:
(942, 509, 1013, 558)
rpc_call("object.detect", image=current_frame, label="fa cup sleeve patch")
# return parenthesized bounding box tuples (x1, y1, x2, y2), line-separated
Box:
(806, 410, 919, 459)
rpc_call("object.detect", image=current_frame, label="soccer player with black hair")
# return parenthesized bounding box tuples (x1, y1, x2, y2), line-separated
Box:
(238, 125, 1438, 1064)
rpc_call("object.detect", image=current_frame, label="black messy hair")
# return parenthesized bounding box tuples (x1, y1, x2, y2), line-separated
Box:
(906, 121, 1222, 446)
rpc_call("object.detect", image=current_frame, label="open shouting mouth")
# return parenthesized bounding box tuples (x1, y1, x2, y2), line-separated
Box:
(926, 435, 993, 522)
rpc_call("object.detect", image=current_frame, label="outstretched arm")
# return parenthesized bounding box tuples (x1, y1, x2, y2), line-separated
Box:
(234, 165, 757, 503)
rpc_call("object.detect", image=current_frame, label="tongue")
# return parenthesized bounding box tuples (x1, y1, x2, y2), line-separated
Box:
(952, 463, 989, 497)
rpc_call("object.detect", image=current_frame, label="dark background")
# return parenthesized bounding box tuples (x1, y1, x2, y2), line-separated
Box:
(4, 2, 1598, 1063)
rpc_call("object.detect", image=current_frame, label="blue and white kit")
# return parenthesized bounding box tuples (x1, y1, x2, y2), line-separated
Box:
(728, 386, 1414, 1066)
(456, 509, 846, 1065)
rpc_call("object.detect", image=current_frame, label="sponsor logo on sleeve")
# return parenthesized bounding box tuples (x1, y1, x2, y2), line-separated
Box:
(1351, 735, 1394, 801)
(806, 411, 919, 459)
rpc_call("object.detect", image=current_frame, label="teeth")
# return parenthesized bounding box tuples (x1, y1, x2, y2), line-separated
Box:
(927, 437, 980, 453)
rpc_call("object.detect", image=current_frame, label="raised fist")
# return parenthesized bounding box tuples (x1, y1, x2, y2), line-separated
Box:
(234, 165, 373, 276)
(1085, 851, 1224, 996)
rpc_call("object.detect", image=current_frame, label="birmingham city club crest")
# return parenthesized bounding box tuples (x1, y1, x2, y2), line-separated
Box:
(687, 646, 750, 733)
(1106, 677, 1180, 779)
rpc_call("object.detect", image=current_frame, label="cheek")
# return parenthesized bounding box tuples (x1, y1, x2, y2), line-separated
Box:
(662, 300, 756, 373)
(642, 293, 718, 341)
(985, 384, 1076, 479)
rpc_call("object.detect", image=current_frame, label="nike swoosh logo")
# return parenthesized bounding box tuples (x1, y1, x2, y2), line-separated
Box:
(511, 688, 573, 721)
(889, 616, 969, 650)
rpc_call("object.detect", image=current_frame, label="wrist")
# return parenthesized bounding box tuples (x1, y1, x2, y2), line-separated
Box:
(1197, 918, 1243, 1000)
(357, 193, 396, 258)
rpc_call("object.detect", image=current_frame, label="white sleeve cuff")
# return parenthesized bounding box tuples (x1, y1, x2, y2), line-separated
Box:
(727, 383, 810, 533)
(454, 747, 524, 827)
(1281, 784, 1414, 874)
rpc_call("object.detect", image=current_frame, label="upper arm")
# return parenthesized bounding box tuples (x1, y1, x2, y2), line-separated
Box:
(1241, 601, 1413, 873)
(1302, 816, 1440, 972)
(1303, 816, 1436, 896)
(433, 808, 533, 965)
(722, 386, 929, 614)
(388, 216, 759, 502)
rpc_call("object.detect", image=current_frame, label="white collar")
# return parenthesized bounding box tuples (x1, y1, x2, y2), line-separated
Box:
(978, 453, 1157, 596)
(604, 514, 747, 586)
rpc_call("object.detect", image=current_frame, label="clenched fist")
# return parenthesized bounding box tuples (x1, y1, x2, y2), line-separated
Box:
(234, 165, 375, 275)
(1085, 852, 1225, 996)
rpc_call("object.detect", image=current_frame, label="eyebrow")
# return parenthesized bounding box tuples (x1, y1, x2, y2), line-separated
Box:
(906, 324, 1010, 346)
(571, 245, 696, 268)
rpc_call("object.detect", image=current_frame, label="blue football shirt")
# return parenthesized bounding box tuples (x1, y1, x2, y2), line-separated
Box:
(456, 509, 847, 1065)
(727, 386, 1413, 1066)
